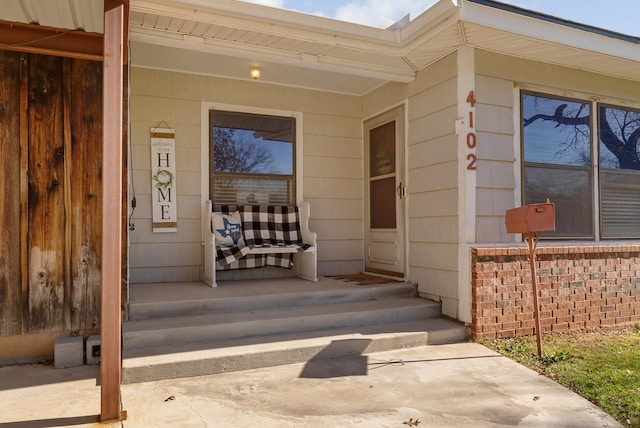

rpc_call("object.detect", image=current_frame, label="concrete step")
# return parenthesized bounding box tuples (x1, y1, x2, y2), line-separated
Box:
(122, 318, 468, 383)
(123, 297, 440, 351)
(128, 282, 418, 321)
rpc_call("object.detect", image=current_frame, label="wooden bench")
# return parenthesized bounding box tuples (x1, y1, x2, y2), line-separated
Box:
(203, 200, 317, 287)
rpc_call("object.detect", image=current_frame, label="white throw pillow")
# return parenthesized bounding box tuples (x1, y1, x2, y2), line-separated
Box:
(212, 211, 245, 246)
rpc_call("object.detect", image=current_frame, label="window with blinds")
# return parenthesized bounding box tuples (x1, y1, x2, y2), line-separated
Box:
(599, 105, 640, 238)
(210, 110, 295, 205)
(521, 92, 640, 239)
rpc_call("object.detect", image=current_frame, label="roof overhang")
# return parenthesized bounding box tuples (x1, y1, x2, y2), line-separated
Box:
(0, 0, 129, 61)
(0, 0, 637, 95)
(459, 0, 640, 85)
(126, 0, 640, 95)
(0, 19, 103, 60)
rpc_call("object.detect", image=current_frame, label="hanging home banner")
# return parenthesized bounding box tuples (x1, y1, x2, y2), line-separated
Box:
(150, 127, 177, 232)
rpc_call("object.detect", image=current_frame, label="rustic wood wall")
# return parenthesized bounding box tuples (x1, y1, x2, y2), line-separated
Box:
(0, 50, 105, 335)
(0, 51, 23, 335)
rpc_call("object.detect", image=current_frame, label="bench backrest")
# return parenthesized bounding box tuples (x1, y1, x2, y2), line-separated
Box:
(213, 204, 303, 246)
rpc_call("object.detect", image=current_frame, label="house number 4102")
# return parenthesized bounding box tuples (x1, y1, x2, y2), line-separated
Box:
(466, 90, 477, 171)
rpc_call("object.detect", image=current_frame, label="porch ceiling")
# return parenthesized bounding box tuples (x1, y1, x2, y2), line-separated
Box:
(0, 0, 637, 95)
(1, 0, 104, 33)
(126, 0, 640, 95)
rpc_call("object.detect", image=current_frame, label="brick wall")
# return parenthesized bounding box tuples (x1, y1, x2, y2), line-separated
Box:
(471, 245, 640, 339)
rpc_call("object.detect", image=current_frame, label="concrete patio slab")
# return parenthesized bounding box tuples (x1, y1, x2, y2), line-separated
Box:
(0, 342, 621, 428)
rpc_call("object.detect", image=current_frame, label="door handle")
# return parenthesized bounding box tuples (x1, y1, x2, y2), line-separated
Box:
(396, 183, 407, 199)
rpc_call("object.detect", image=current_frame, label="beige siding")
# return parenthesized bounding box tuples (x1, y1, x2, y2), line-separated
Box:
(475, 50, 640, 244)
(129, 68, 363, 282)
(474, 74, 517, 244)
(406, 54, 459, 309)
(364, 53, 459, 314)
(476, 50, 640, 102)
(302, 111, 364, 275)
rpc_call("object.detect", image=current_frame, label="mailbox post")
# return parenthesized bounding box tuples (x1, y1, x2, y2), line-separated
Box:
(505, 201, 555, 357)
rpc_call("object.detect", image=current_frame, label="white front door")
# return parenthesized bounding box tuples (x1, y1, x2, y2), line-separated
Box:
(364, 106, 406, 277)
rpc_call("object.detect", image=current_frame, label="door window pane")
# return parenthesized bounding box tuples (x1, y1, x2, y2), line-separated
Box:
(369, 121, 395, 178)
(370, 177, 396, 229)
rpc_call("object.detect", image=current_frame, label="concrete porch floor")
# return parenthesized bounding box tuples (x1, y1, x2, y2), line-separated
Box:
(121, 276, 467, 383)
(127, 276, 402, 306)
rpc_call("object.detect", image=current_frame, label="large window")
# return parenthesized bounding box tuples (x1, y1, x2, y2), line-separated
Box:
(522, 91, 640, 239)
(210, 110, 295, 204)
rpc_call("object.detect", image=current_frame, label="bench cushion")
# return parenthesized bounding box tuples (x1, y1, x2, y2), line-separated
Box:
(213, 204, 310, 269)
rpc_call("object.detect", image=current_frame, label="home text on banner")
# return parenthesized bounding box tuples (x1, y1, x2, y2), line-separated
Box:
(150, 127, 177, 232)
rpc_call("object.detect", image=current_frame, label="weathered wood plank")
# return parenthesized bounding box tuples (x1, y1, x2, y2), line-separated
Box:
(63, 59, 73, 331)
(20, 53, 30, 334)
(27, 54, 65, 332)
(68, 58, 103, 331)
(0, 50, 23, 336)
(101, 4, 125, 421)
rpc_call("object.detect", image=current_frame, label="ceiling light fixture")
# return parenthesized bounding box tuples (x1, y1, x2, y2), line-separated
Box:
(250, 65, 261, 80)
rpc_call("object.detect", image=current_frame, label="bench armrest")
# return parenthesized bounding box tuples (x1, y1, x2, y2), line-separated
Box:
(298, 201, 317, 246)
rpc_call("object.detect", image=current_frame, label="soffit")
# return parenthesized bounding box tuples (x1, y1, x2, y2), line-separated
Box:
(463, 22, 640, 83)
(459, 1, 640, 84)
(1, 0, 104, 33)
(0, 0, 637, 95)
(128, 0, 640, 95)
(127, 0, 417, 93)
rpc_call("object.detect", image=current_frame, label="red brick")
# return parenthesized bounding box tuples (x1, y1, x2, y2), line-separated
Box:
(516, 327, 535, 336)
(585, 319, 600, 328)
(572, 314, 589, 322)
(481, 308, 502, 317)
(496, 315, 516, 323)
(569, 321, 586, 330)
(472, 301, 496, 310)
(538, 296, 552, 305)
(502, 307, 520, 316)
(496, 330, 516, 339)
(552, 323, 569, 332)
(500, 322, 519, 331)
(574, 300, 589, 309)
(558, 302, 573, 310)
(474, 316, 496, 325)
(516, 312, 533, 321)
(572, 307, 587, 315)
(475, 271, 498, 279)
(589, 312, 605, 320)
(540, 317, 554, 326)
(619, 309, 634, 317)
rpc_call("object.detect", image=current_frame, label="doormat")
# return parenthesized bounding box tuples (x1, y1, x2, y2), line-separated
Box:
(334, 273, 402, 285)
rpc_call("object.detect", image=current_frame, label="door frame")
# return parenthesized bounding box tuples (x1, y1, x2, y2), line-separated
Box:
(363, 102, 408, 278)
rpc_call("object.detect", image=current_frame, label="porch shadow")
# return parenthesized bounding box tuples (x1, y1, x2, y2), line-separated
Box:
(0, 363, 99, 391)
(0, 415, 99, 428)
(299, 338, 371, 378)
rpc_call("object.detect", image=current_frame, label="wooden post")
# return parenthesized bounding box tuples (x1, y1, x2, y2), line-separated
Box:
(100, 2, 126, 423)
(524, 233, 543, 357)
